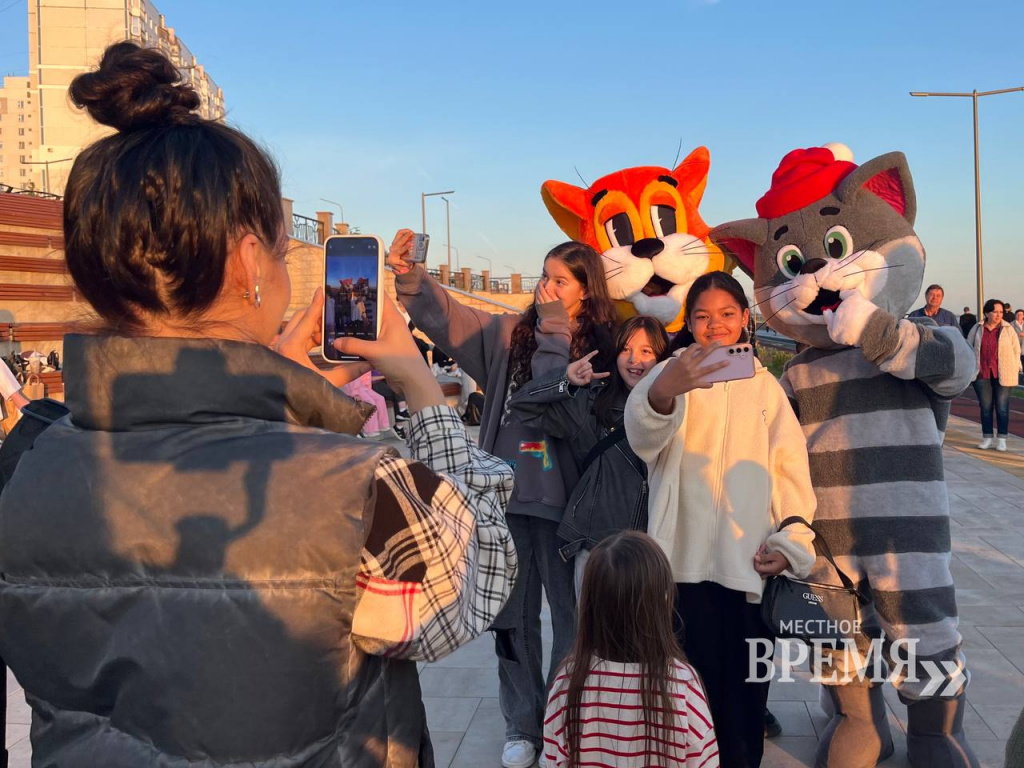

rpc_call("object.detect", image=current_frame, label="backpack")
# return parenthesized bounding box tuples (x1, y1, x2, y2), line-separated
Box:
(0, 398, 70, 767)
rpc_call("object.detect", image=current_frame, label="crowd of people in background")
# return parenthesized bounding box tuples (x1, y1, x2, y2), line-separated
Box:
(908, 284, 1023, 450)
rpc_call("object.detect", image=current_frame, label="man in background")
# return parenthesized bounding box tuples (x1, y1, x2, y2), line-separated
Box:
(909, 284, 958, 327)
(959, 305, 978, 339)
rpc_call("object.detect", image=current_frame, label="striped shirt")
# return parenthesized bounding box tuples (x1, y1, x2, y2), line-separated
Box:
(542, 658, 718, 768)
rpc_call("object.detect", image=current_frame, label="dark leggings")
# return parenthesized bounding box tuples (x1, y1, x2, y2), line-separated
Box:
(674, 581, 773, 768)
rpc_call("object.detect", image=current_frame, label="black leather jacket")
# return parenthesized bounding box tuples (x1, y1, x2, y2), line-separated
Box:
(510, 367, 648, 558)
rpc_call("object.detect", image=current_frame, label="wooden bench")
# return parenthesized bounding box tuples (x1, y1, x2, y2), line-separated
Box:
(2, 322, 73, 342)
(0, 255, 69, 274)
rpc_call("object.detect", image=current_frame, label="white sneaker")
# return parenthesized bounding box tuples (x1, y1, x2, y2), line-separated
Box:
(502, 740, 537, 768)
(996, 437, 1007, 452)
(978, 437, 993, 450)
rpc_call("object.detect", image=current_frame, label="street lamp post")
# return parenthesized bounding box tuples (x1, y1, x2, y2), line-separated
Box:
(19, 157, 73, 195)
(440, 243, 461, 271)
(441, 197, 454, 273)
(420, 190, 454, 249)
(319, 198, 345, 228)
(910, 86, 1024, 318)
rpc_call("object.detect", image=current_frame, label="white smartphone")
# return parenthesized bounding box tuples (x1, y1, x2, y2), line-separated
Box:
(702, 342, 756, 384)
(322, 234, 384, 362)
(409, 233, 430, 263)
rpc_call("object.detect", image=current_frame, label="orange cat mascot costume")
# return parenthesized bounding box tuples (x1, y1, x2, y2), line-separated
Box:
(541, 147, 732, 332)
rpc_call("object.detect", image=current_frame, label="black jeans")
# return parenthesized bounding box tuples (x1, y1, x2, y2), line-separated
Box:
(674, 581, 773, 768)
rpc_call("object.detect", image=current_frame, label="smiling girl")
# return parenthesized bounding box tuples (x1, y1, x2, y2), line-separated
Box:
(510, 315, 670, 593)
(389, 234, 616, 768)
(624, 271, 817, 768)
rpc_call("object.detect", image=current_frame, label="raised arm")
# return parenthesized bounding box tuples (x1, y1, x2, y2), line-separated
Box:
(395, 265, 513, 385)
(508, 366, 594, 441)
(624, 359, 688, 463)
(352, 406, 516, 661)
(824, 293, 975, 398)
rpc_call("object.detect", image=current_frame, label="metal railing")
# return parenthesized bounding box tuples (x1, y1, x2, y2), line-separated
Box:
(489, 278, 510, 293)
(520, 276, 542, 294)
(0, 184, 62, 200)
(292, 213, 324, 245)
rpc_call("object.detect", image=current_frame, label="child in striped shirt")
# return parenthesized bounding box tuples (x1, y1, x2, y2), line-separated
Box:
(542, 531, 718, 768)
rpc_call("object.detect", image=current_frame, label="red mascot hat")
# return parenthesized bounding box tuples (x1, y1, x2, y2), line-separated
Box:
(756, 144, 857, 219)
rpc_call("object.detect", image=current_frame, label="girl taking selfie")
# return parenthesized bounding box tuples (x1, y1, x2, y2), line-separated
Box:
(625, 271, 816, 768)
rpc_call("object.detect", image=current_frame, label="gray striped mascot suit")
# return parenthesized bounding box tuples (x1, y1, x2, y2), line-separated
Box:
(712, 144, 978, 768)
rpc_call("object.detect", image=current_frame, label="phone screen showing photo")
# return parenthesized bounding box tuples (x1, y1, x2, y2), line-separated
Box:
(323, 236, 380, 361)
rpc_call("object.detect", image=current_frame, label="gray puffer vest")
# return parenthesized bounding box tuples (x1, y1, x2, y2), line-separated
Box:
(0, 335, 433, 767)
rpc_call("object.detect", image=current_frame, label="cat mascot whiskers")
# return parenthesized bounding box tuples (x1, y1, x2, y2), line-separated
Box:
(713, 144, 978, 768)
(542, 147, 733, 332)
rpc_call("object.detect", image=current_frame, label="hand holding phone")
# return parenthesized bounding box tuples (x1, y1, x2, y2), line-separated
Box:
(647, 342, 731, 414)
(322, 234, 384, 362)
(387, 229, 415, 274)
(699, 343, 756, 384)
(409, 233, 429, 263)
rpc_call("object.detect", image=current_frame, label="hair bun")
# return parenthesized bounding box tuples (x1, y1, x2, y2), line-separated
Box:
(70, 42, 201, 132)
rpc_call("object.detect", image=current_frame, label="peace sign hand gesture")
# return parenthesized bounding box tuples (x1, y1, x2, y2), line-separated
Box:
(566, 350, 610, 387)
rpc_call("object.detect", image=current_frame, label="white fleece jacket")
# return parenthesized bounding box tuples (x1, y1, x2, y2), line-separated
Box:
(624, 357, 817, 602)
(967, 320, 1022, 387)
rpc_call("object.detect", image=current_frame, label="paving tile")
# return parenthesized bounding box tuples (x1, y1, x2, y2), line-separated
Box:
(449, 698, 509, 768)
(6, 735, 31, 768)
(956, 649, 1024, 705)
(5, 669, 19, 696)
(971, 702, 1024, 739)
(4, 723, 29, 750)
(762, 736, 819, 767)
(767, 701, 816, 737)
(6, 691, 30, 725)
(431, 633, 498, 669)
(976, 626, 1024, 675)
(428, 731, 465, 768)
(419, 666, 500, 699)
(422, 697, 481, 733)
(959, 604, 1024, 626)
(970, 737, 1010, 768)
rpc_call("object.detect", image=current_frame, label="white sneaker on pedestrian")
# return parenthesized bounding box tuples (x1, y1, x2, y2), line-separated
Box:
(996, 437, 1007, 452)
(502, 740, 537, 768)
(978, 437, 993, 450)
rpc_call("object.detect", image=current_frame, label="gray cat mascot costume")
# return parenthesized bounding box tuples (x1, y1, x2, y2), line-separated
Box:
(713, 144, 977, 768)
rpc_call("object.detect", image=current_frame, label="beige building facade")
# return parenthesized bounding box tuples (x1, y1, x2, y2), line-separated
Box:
(0, 0, 224, 195)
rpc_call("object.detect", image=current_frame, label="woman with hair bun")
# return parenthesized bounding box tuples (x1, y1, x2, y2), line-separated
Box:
(0, 42, 516, 768)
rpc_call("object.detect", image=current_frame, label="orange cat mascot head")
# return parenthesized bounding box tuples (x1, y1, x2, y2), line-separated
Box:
(541, 147, 731, 332)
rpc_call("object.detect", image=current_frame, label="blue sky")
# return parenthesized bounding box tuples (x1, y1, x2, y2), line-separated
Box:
(2, 0, 1023, 312)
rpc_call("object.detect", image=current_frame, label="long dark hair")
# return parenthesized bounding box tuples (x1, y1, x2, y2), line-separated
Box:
(63, 42, 285, 333)
(593, 316, 669, 428)
(507, 242, 616, 392)
(668, 270, 751, 354)
(562, 531, 687, 768)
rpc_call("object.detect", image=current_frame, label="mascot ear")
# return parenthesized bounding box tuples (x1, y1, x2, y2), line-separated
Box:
(835, 151, 917, 226)
(541, 180, 591, 241)
(672, 146, 712, 238)
(710, 219, 768, 278)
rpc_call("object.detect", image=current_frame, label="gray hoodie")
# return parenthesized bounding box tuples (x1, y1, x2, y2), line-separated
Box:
(395, 266, 576, 520)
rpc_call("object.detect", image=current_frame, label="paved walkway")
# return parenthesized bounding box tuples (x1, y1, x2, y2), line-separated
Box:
(5, 417, 1024, 766)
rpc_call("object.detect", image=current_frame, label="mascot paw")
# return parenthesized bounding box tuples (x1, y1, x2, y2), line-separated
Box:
(824, 290, 880, 347)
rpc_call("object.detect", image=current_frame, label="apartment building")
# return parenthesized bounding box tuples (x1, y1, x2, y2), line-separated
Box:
(0, 0, 224, 195)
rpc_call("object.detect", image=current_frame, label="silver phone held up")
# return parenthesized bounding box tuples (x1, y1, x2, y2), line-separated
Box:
(701, 342, 756, 384)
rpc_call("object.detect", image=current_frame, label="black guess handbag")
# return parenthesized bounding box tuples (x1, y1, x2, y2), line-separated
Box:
(760, 516, 867, 643)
